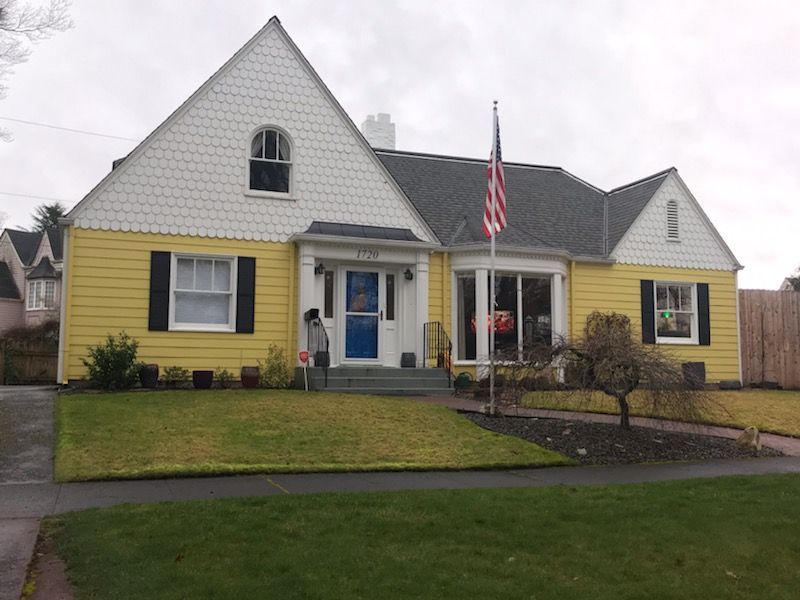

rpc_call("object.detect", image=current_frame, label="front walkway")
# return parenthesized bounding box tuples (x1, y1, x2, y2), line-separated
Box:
(417, 394, 800, 456)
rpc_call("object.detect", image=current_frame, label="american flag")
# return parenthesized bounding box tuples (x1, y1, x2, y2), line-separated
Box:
(482, 115, 507, 238)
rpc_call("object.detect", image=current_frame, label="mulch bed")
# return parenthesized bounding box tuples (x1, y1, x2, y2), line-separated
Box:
(463, 412, 782, 465)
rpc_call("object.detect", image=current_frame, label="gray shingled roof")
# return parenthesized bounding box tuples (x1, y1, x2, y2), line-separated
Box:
(28, 256, 58, 280)
(606, 170, 672, 251)
(304, 221, 423, 242)
(6, 229, 41, 266)
(46, 228, 63, 261)
(377, 150, 668, 258)
(0, 261, 20, 299)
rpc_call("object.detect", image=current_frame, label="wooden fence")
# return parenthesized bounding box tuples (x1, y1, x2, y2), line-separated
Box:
(0, 339, 58, 385)
(739, 290, 800, 389)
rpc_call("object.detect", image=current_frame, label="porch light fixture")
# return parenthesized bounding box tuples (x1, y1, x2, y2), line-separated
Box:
(314, 262, 325, 275)
(404, 268, 413, 281)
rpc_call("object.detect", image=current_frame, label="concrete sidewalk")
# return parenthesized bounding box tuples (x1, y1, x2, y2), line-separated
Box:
(3, 456, 800, 519)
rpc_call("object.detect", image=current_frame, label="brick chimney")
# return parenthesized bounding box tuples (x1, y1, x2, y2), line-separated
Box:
(360, 113, 396, 149)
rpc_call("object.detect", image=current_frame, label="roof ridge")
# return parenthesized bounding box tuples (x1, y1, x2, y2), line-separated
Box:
(375, 149, 605, 194)
(608, 168, 675, 195)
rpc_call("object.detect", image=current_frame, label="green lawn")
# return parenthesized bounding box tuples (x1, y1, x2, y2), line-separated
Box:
(55, 390, 568, 481)
(523, 389, 800, 437)
(47, 474, 800, 599)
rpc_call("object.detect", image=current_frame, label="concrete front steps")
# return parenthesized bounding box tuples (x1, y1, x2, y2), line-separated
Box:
(297, 366, 452, 395)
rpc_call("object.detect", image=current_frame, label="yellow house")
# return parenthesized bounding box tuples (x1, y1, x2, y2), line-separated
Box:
(57, 18, 743, 391)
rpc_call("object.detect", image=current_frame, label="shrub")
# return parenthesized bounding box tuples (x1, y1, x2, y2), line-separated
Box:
(258, 344, 292, 389)
(81, 332, 141, 391)
(215, 367, 235, 389)
(163, 366, 190, 388)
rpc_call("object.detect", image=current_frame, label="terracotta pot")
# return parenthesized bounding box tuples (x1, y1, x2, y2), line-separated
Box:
(139, 364, 159, 389)
(241, 366, 259, 389)
(192, 370, 214, 389)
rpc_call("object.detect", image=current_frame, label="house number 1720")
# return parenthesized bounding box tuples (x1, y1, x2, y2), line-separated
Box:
(356, 248, 379, 260)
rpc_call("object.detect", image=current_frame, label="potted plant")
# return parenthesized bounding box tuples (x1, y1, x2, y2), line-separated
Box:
(241, 366, 259, 389)
(192, 369, 214, 389)
(139, 363, 159, 389)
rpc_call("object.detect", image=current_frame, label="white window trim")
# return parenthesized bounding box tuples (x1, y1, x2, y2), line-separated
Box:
(244, 126, 295, 200)
(654, 281, 698, 345)
(27, 279, 56, 311)
(168, 253, 238, 332)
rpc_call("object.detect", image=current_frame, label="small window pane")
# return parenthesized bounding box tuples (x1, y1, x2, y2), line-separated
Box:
(176, 259, 194, 289)
(278, 133, 291, 161)
(668, 286, 680, 311)
(195, 260, 213, 291)
(175, 292, 230, 325)
(250, 131, 264, 158)
(679, 285, 692, 311)
(249, 161, 290, 193)
(656, 285, 667, 310)
(44, 281, 55, 308)
(213, 260, 231, 292)
(264, 130, 277, 159)
(386, 274, 395, 321)
(522, 277, 551, 347)
(324, 270, 334, 319)
(456, 275, 476, 360)
(657, 312, 692, 338)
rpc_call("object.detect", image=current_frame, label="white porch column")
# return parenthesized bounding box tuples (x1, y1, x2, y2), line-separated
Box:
(297, 242, 317, 366)
(552, 272, 566, 342)
(475, 267, 489, 379)
(414, 251, 430, 367)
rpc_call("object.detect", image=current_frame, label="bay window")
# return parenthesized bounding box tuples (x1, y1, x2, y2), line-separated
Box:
(27, 280, 56, 310)
(455, 270, 553, 362)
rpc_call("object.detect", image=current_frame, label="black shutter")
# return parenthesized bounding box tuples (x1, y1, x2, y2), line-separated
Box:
(148, 251, 171, 331)
(236, 257, 256, 334)
(640, 280, 655, 344)
(697, 283, 711, 346)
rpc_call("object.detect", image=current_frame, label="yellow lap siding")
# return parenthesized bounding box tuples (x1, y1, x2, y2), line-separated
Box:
(569, 262, 740, 383)
(427, 252, 451, 326)
(63, 228, 297, 382)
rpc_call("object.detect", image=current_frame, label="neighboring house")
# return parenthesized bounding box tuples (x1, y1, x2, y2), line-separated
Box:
(0, 228, 63, 333)
(57, 17, 743, 386)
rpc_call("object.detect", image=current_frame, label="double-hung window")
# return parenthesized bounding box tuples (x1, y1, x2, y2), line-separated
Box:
(27, 280, 55, 310)
(171, 255, 236, 331)
(655, 282, 696, 343)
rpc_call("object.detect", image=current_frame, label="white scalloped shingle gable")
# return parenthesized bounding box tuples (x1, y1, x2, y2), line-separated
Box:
(70, 19, 435, 244)
(611, 173, 739, 270)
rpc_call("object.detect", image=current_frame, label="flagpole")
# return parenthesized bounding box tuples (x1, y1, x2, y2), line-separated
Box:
(489, 100, 498, 416)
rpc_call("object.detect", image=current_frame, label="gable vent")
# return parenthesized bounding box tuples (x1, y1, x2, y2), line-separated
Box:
(666, 200, 679, 240)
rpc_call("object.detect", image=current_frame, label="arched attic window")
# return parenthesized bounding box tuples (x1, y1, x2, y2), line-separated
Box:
(666, 199, 679, 240)
(249, 128, 292, 194)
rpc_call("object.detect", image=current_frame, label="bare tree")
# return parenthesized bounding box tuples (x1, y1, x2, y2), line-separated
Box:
(563, 311, 709, 429)
(0, 0, 72, 139)
(498, 312, 711, 430)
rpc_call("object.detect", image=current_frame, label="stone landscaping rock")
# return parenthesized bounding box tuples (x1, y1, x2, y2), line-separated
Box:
(736, 426, 762, 451)
(464, 413, 782, 465)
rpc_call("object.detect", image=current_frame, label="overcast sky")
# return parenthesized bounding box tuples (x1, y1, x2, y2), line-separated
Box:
(1, 0, 798, 289)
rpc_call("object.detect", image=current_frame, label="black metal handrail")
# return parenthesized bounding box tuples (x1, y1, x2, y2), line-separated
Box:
(308, 317, 330, 387)
(423, 321, 453, 387)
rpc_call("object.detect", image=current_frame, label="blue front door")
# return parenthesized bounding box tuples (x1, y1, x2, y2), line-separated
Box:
(345, 270, 380, 359)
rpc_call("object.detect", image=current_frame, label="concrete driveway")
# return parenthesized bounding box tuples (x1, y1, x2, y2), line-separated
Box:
(0, 386, 55, 484)
(0, 386, 56, 600)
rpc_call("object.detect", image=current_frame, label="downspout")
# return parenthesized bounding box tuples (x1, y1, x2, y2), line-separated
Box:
(734, 270, 743, 384)
(56, 223, 71, 385)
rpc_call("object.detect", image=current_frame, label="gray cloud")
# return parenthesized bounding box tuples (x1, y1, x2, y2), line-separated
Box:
(1, 0, 797, 288)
